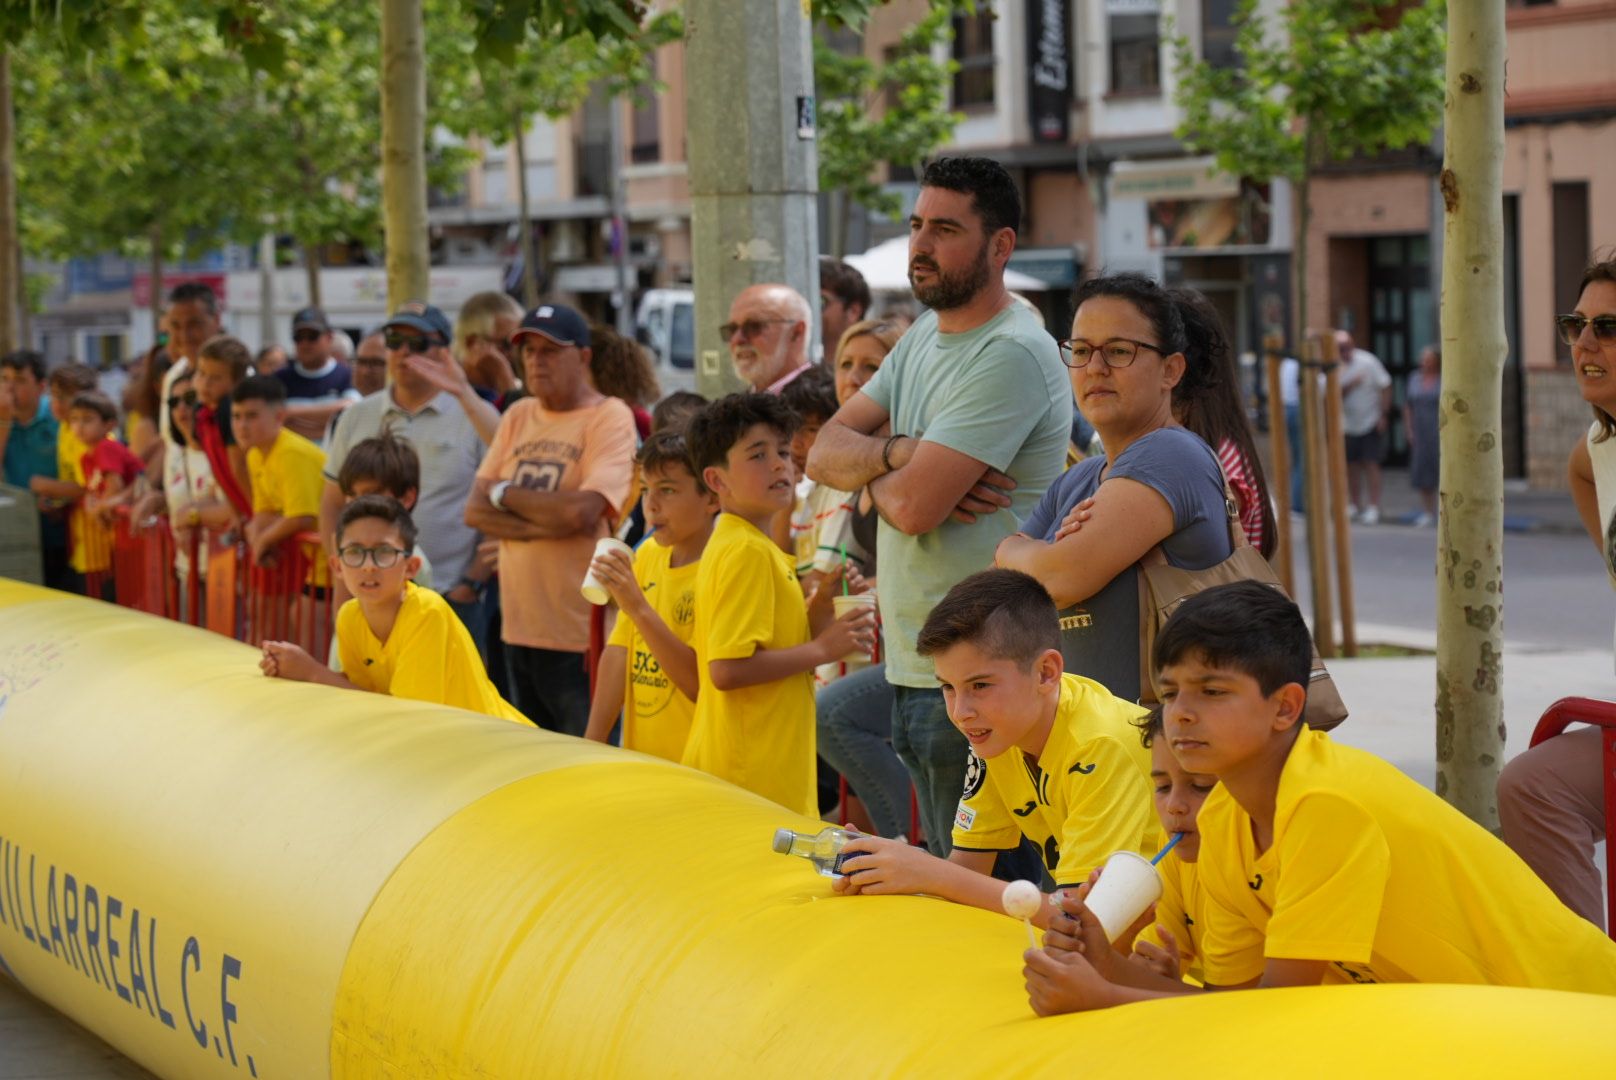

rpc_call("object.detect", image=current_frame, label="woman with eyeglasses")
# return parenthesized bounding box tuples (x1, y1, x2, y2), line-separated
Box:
(1498, 254, 1616, 931)
(994, 273, 1234, 702)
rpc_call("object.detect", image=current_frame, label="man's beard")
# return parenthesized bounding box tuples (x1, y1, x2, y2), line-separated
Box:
(909, 243, 991, 311)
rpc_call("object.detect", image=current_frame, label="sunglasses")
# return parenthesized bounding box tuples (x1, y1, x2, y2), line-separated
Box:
(1556, 314, 1616, 346)
(384, 331, 441, 354)
(292, 329, 325, 344)
(166, 390, 198, 409)
(719, 318, 793, 341)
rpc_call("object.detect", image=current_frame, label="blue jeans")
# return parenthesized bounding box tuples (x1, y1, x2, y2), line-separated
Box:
(890, 684, 970, 856)
(1286, 402, 1304, 511)
(817, 664, 908, 839)
(448, 593, 492, 663)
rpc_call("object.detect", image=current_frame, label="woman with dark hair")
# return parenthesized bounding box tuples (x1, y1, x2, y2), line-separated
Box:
(994, 273, 1233, 702)
(1498, 255, 1616, 931)
(1169, 286, 1276, 558)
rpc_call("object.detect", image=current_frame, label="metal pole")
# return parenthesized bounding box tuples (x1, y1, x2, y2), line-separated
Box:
(685, 0, 820, 397)
(608, 93, 633, 337)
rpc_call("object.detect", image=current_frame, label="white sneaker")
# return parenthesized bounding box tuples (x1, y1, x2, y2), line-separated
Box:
(1359, 506, 1381, 526)
(1413, 512, 1435, 528)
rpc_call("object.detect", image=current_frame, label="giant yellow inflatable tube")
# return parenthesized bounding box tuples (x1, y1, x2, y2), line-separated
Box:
(0, 579, 1613, 1078)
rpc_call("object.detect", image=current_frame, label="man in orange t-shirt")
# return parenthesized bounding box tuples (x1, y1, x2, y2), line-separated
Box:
(466, 303, 636, 735)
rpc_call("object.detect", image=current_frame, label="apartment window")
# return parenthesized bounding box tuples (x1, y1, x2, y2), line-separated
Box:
(630, 57, 660, 165)
(1109, 9, 1161, 94)
(1202, 0, 1240, 69)
(1552, 181, 1590, 363)
(952, 9, 995, 110)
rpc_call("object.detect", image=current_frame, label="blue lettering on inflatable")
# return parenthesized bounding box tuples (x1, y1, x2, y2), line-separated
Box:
(46, 864, 67, 963)
(105, 894, 132, 1003)
(128, 908, 154, 1017)
(9, 841, 31, 943)
(83, 883, 111, 990)
(63, 873, 92, 980)
(181, 934, 207, 1048)
(28, 854, 50, 954)
(149, 915, 176, 1029)
(220, 954, 242, 1067)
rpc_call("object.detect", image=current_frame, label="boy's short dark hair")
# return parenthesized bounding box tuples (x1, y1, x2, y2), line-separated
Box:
(819, 256, 871, 316)
(231, 375, 287, 406)
(0, 349, 45, 381)
(1153, 582, 1313, 698)
(48, 362, 98, 395)
(637, 430, 706, 493)
(1134, 705, 1164, 748)
(651, 390, 707, 435)
(920, 156, 1022, 236)
(337, 493, 418, 554)
(916, 569, 1060, 670)
(198, 335, 252, 381)
(69, 390, 118, 423)
(337, 432, 421, 498)
(779, 365, 838, 427)
(686, 392, 799, 473)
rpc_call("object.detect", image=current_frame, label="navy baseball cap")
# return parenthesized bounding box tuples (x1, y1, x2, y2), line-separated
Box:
(511, 303, 590, 349)
(382, 300, 452, 343)
(291, 306, 330, 332)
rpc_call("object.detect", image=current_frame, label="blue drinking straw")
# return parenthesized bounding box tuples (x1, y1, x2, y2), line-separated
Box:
(1151, 832, 1185, 866)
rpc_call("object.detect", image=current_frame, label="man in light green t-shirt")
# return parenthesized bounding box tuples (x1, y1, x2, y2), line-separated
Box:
(807, 156, 1070, 856)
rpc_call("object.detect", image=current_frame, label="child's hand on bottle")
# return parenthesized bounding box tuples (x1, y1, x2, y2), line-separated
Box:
(1041, 876, 1117, 980)
(832, 835, 940, 897)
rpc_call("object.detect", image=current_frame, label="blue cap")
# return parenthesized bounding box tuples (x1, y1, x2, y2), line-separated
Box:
(291, 306, 330, 332)
(511, 303, 590, 348)
(383, 300, 452, 343)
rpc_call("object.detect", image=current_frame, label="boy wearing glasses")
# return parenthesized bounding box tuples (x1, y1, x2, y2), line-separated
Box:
(260, 494, 527, 724)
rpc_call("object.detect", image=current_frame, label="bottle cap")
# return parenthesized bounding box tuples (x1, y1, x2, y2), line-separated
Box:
(771, 828, 794, 854)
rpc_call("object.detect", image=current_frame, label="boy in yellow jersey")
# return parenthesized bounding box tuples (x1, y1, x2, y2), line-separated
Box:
(582, 431, 718, 761)
(233, 375, 327, 579)
(1025, 582, 1616, 1016)
(1121, 706, 1212, 985)
(260, 495, 527, 724)
(681, 393, 877, 814)
(33, 364, 99, 589)
(834, 570, 1153, 926)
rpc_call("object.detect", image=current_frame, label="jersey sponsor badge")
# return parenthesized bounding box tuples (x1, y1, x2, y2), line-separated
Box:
(954, 803, 976, 832)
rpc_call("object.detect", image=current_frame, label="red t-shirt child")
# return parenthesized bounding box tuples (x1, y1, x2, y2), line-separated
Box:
(80, 438, 144, 498)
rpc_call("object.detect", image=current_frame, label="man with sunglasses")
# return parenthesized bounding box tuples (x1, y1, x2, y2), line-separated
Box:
(274, 307, 361, 445)
(319, 302, 499, 651)
(723, 284, 814, 393)
(465, 303, 637, 736)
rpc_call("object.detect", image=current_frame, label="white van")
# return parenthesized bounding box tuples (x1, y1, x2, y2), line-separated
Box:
(634, 288, 697, 397)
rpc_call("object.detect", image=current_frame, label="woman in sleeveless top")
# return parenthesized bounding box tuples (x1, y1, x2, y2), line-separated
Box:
(1498, 255, 1616, 930)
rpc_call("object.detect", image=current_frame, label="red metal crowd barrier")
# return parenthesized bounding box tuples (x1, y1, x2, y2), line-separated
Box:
(93, 510, 333, 658)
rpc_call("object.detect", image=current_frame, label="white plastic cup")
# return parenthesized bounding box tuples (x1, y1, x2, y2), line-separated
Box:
(1081, 851, 1164, 942)
(831, 593, 877, 661)
(580, 538, 634, 605)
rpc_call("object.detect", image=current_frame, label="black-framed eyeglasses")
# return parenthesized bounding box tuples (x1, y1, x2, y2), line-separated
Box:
(1058, 337, 1164, 369)
(384, 331, 440, 354)
(1555, 314, 1616, 346)
(166, 390, 198, 410)
(337, 543, 409, 569)
(292, 329, 325, 344)
(719, 318, 793, 341)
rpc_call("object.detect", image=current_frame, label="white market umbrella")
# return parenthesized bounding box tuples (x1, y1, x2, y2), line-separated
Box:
(844, 235, 1048, 293)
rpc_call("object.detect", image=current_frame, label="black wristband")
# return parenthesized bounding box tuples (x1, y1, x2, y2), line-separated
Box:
(881, 433, 906, 473)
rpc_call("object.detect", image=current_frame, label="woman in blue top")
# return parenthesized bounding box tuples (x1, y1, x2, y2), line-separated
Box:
(995, 274, 1233, 703)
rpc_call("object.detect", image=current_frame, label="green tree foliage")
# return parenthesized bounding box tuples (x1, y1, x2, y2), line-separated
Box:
(815, 4, 961, 254)
(1171, 0, 1446, 342)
